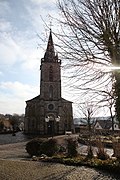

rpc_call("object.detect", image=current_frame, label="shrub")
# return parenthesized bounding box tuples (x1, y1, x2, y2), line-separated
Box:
(96, 148, 109, 160)
(40, 138, 58, 157)
(66, 138, 78, 157)
(96, 138, 109, 160)
(58, 145, 66, 153)
(87, 145, 94, 159)
(26, 138, 45, 157)
(26, 138, 58, 157)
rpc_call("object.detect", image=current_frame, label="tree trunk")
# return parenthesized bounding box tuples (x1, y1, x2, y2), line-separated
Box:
(109, 106, 114, 131)
(114, 72, 120, 125)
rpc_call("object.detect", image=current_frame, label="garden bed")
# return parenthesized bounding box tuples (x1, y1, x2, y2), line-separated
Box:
(41, 155, 120, 175)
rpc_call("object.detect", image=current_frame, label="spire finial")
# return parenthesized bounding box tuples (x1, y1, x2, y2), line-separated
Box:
(48, 14, 53, 31)
(50, 21, 52, 31)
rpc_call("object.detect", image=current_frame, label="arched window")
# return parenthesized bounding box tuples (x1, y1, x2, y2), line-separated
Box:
(49, 85, 53, 99)
(49, 66, 53, 81)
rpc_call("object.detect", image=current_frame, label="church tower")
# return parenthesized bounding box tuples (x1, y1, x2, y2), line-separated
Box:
(40, 29, 61, 100)
(24, 30, 73, 135)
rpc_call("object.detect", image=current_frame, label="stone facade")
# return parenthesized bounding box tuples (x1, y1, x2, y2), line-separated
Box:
(24, 30, 73, 135)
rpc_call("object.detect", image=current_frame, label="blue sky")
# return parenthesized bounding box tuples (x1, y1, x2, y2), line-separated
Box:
(0, 0, 62, 115)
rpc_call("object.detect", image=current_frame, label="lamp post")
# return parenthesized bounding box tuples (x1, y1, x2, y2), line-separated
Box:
(45, 116, 50, 123)
(55, 116, 60, 135)
(45, 116, 50, 135)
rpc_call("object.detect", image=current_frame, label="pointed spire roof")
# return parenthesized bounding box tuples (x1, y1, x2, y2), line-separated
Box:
(44, 29, 57, 62)
(47, 29, 54, 52)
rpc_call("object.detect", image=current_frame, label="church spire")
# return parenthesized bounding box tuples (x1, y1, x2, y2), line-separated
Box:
(47, 29, 54, 51)
(44, 29, 57, 62)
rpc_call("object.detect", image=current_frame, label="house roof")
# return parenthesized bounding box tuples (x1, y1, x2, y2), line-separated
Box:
(73, 118, 94, 125)
(95, 120, 112, 129)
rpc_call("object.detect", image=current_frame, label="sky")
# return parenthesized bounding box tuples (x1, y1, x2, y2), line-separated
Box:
(0, 0, 63, 115)
(0, 0, 111, 117)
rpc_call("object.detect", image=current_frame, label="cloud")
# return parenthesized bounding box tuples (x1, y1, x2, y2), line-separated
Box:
(0, 33, 22, 66)
(25, 0, 59, 33)
(0, 0, 61, 115)
(0, 22, 41, 72)
(0, 71, 3, 76)
(0, 0, 59, 70)
(30, 0, 57, 6)
(0, 19, 12, 32)
(21, 48, 40, 71)
(0, 81, 39, 114)
(0, 95, 25, 115)
(0, 1, 11, 16)
(0, 81, 38, 98)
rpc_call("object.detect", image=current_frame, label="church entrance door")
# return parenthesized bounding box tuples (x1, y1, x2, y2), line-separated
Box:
(47, 121, 54, 136)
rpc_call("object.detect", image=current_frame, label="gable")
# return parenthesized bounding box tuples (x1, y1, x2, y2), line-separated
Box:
(94, 122, 102, 129)
(95, 120, 112, 130)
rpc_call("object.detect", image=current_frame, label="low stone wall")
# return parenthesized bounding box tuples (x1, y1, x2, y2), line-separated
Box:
(78, 137, 113, 148)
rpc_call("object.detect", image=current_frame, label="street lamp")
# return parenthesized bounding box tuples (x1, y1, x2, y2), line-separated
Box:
(45, 116, 50, 135)
(45, 116, 50, 123)
(55, 116, 60, 134)
(55, 116, 60, 122)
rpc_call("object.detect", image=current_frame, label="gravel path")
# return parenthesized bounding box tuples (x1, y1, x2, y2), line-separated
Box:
(0, 141, 28, 160)
(0, 159, 118, 180)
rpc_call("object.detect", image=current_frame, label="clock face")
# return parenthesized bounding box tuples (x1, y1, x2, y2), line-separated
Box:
(48, 104, 54, 110)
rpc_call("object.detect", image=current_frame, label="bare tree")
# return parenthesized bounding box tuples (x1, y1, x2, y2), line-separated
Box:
(56, 0, 120, 123)
(82, 85, 115, 130)
(78, 101, 97, 157)
(96, 86, 115, 131)
(9, 114, 20, 132)
(78, 102, 98, 134)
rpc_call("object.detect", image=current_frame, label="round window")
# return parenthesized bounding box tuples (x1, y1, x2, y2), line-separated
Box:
(48, 104, 54, 110)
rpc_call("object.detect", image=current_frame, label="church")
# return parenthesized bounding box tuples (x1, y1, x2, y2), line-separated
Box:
(24, 30, 74, 135)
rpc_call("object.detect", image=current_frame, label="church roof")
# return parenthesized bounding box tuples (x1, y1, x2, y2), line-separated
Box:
(26, 95, 40, 103)
(44, 29, 58, 62)
(61, 98, 73, 103)
(26, 96, 72, 104)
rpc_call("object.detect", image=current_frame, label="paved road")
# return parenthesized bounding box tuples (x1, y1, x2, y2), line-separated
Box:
(0, 131, 33, 145)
